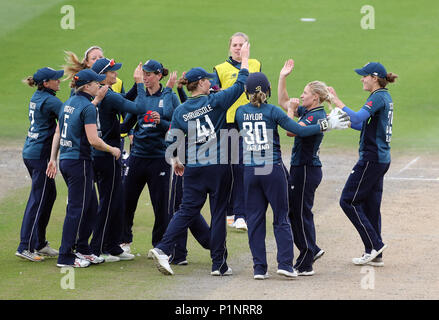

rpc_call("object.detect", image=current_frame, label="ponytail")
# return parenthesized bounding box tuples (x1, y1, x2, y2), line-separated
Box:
(22, 76, 45, 90)
(22, 76, 36, 87)
(248, 91, 267, 108)
(179, 75, 199, 92)
(377, 72, 398, 88)
(63, 51, 88, 80)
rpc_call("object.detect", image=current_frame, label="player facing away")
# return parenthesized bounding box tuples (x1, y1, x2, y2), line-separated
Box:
(16, 67, 64, 262)
(149, 42, 251, 276)
(46, 69, 121, 268)
(329, 62, 398, 266)
(235, 72, 351, 280)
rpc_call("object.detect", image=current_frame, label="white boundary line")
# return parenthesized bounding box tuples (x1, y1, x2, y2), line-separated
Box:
(385, 177, 439, 182)
(398, 156, 420, 174)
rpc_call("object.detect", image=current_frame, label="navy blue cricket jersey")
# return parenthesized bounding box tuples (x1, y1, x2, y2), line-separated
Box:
(58, 91, 97, 160)
(93, 83, 147, 158)
(122, 85, 180, 158)
(167, 68, 249, 167)
(359, 88, 393, 164)
(235, 102, 322, 166)
(290, 106, 326, 167)
(23, 89, 63, 160)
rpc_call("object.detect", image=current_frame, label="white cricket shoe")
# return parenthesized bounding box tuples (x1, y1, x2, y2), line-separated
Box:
(234, 218, 248, 231)
(277, 269, 298, 278)
(76, 253, 105, 264)
(117, 252, 135, 261)
(149, 248, 174, 275)
(367, 257, 384, 267)
(120, 243, 131, 254)
(37, 243, 58, 257)
(100, 254, 120, 263)
(352, 244, 387, 265)
(15, 250, 44, 262)
(57, 258, 90, 268)
(254, 272, 269, 280)
(298, 269, 315, 276)
(211, 267, 233, 276)
(313, 249, 325, 262)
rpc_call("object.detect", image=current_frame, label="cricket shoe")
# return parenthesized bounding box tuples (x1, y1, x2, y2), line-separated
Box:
(57, 258, 90, 268)
(277, 268, 298, 279)
(120, 243, 131, 254)
(234, 218, 248, 231)
(352, 244, 387, 265)
(116, 252, 135, 261)
(15, 250, 44, 262)
(37, 243, 58, 257)
(297, 269, 315, 276)
(211, 267, 233, 276)
(313, 249, 325, 262)
(254, 272, 269, 280)
(367, 257, 384, 267)
(100, 254, 121, 263)
(76, 253, 105, 264)
(149, 248, 174, 275)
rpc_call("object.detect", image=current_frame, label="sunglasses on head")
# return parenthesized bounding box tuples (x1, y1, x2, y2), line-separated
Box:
(99, 59, 116, 74)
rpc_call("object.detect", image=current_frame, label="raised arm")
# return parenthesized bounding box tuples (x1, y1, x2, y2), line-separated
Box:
(278, 59, 295, 111)
(328, 87, 370, 125)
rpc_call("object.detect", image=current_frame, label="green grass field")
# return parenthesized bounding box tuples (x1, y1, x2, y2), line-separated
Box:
(0, 0, 438, 300)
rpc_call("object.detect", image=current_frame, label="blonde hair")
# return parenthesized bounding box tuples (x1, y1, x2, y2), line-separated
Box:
(248, 91, 267, 108)
(63, 51, 88, 80)
(228, 32, 249, 55)
(306, 81, 334, 109)
(62, 46, 104, 80)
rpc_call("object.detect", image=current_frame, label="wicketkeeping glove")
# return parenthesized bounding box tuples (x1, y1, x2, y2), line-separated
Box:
(318, 109, 351, 131)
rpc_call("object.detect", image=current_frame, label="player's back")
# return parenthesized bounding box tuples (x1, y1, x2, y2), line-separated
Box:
(58, 93, 96, 160)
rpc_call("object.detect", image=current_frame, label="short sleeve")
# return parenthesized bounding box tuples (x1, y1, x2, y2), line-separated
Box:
(82, 104, 97, 125)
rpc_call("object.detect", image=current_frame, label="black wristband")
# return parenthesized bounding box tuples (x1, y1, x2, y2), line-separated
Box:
(318, 118, 328, 132)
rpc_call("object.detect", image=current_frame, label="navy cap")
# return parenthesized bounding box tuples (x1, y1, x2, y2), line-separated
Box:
(185, 67, 215, 83)
(355, 62, 387, 78)
(33, 67, 64, 84)
(73, 69, 106, 87)
(92, 58, 122, 74)
(143, 60, 163, 73)
(245, 72, 271, 94)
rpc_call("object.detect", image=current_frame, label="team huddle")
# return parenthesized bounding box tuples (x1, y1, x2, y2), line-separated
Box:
(16, 32, 397, 279)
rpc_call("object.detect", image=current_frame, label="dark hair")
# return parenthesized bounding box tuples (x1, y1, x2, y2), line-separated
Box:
(178, 75, 199, 92)
(377, 72, 398, 88)
(22, 76, 44, 90)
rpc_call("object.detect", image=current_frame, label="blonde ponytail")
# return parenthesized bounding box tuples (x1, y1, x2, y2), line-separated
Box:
(63, 51, 88, 80)
(249, 91, 267, 108)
